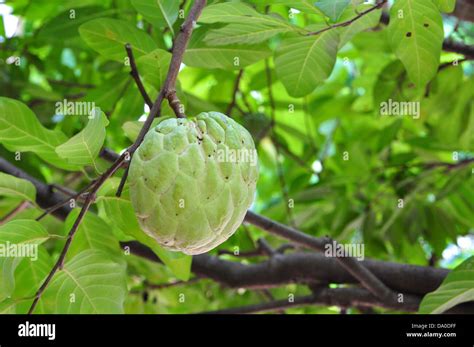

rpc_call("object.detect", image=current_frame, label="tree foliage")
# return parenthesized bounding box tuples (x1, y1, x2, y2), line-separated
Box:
(0, 0, 473, 314)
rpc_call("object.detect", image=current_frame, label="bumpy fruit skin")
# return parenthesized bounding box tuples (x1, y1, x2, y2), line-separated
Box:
(128, 112, 259, 255)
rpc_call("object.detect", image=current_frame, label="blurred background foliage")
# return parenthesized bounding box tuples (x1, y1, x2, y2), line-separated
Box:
(0, 0, 473, 313)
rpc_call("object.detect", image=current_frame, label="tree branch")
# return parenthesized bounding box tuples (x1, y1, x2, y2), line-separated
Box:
(189, 250, 446, 295)
(244, 211, 398, 303)
(3, 158, 474, 313)
(126, 241, 474, 313)
(166, 90, 186, 118)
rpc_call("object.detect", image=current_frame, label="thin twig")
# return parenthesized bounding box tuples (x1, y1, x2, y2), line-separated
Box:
(438, 58, 468, 71)
(426, 59, 469, 96)
(50, 184, 78, 197)
(115, 165, 130, 197)
(28, 196, 94, 314)
(0, 200, 30, 225)
(271, 135, 317, 175)
(29, 155, 126, 313)
(125, 43, 153, 109)
(275, 243, 296, 254)
(35, 184, 92, 221)
(257, 238, 276, 256)
(226, 69, 244, 116)
(307, 0, 387, 36)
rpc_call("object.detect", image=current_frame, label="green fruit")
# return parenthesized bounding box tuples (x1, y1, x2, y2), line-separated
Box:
(128, 112, 259, 255)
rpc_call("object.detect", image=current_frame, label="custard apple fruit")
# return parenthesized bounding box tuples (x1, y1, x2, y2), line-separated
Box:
(128, 112, 259, 255)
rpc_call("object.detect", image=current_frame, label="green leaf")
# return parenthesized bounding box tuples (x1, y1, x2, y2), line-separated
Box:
(136, 49, 171, 91)
(184, 28, 272, 70)
(204, 22, 295, 46)
(433, 0, 456, 13)
(83, 73, 130, 113)
(0, 220, 50, 301)
(0, 97, 77, 170)
(314, 0, 351, 21)
(55, 109, 109, 171)
(387, 0, 444, 87)
(199, 2, 297, 46)
(419, 256, 474, 314)
(38, 7, 122, 40)
(460, 102, 474, 150)
(13, 247, 53, 314)
(40, 250, 127, 314)
(0, 298, 16, 313)
(199, 2, 288, 26)
(0, 172, 36, 203)
(97, 195, 192, 281)
(275, 30, 339, 97)
(373, 60, 406, 106)
(131, 0, 179, 34)
(64, 209, 122, 260)
(252, 0, 324, 15)
(79, 18, 157, 61)
(376, 119, 402, 151)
